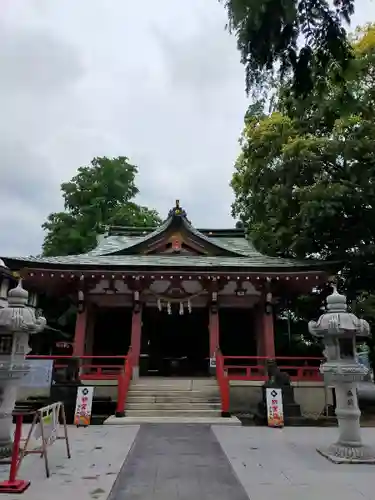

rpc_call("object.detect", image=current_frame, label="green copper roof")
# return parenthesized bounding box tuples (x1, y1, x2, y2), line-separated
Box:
(3, 253, 323, 270)
(2, 201, 327, 272)
(86, 232, 263, 259)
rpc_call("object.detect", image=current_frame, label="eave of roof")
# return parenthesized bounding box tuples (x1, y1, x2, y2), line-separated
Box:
(2, 254, 332, 273)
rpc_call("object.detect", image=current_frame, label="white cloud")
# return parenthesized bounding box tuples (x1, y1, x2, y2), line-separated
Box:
(0, 0, 374, 256)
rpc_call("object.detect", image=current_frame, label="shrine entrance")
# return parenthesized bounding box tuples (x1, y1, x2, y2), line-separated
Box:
(140, 306, 210, 377)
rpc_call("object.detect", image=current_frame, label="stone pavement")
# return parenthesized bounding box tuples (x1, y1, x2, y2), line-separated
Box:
(0, 424, 374, 499)
(108, 424, 249, 500)
(0, 425, 139, 500)
(214, 426, 375, 500)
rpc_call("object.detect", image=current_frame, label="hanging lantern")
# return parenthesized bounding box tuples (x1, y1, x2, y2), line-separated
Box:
(187, 300, 192, 313)
(179, 302, 184, 315)
(265, 291, 273, 314)
(77, 289, 85, 312)
(167, 302, 172, 315)
(157, 298, 162, 311)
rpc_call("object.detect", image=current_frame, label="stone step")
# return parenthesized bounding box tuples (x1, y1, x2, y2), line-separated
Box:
(130, 384, 218, 391)
(126, 402, 221, 410)
(133, 377, 217, 383)
(126, 395, 221, 404)
(132, 379, 218, 390)
(105, 416, 241, 425)
(129, 385, 219, 395)
(124, 378, 221, 418)
(124, 409, 222, 417)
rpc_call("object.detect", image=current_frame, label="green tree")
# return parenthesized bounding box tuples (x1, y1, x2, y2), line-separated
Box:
(220, 0, 354, 97)
(231, 24, 375, 350)
(42, 156, 161, 256)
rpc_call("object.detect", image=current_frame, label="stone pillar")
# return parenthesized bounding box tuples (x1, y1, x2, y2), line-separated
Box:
(0, 281, 46, 457)
(130, 307, 142, 378)
(72, 309, 87, 358)
(309, 287, 375, 463)
(209, 307, 219, 358)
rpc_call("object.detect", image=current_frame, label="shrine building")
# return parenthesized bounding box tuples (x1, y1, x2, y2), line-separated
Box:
(1, 201, 329, 379)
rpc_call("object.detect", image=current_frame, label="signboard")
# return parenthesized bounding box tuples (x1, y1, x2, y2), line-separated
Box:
(20, 402, 71, 478)
(266, 388, 284, 427)
(74, 386, 94, 427)
(21, 359, 53, 389)
(209, 357, 216, 369)
(34, 402, 59, 443)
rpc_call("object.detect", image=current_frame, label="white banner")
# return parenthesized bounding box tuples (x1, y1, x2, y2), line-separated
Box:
(21, 402, 71, 479)
(33, 402, 60, 443)
(22, 359, 53, 389)
(266, 388, 284, 427)
(74, 386, 94, 427)
(209, 357, 216, 368)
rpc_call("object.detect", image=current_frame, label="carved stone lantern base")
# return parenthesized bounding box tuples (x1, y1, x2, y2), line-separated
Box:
(318, 442, 375, 464)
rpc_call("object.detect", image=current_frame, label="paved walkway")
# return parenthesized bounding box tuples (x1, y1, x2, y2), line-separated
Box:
(108, 424, 249, 500)
(214, 426, 375, 500)
(0, 425, 139, 500)
(1, 425, 374, 499)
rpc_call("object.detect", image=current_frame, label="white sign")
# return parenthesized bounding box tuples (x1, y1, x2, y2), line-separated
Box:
(22, 402, 71, 479)
(209, 357, 216, 368)
(33, 402, 60, 443)
(22, 359, 53, 389)
(266, 388, 284, 427)
(74, 386, 94, 427)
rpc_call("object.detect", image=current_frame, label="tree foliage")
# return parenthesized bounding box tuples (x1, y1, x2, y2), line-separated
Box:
(221, 0, 355, 97)
(232, 23, 375, 327)
(42, 156, 161, 256)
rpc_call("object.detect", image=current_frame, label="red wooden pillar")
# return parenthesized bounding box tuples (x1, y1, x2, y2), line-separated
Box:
(84, 305, 95, 360)
(73, 309, 87, 358)
(209, 307, 219, 358)
(130, 307, 142, 378)
(255, 307, 264, 358)
(262, 308, 276, 359)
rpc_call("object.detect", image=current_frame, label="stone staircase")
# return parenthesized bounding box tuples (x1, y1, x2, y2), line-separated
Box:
(124, 377, 222, 418)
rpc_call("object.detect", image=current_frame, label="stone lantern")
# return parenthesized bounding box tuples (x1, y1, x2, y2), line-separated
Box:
(0, 280, 46, 457)
(308, 286, 375, 463)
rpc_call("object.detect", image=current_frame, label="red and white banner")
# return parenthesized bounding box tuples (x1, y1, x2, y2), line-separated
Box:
(266, 388, 284, 427)
(74, 386, 94, 427)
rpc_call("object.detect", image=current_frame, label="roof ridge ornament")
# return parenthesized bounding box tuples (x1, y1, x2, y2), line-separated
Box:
(167, 199, 189, 221)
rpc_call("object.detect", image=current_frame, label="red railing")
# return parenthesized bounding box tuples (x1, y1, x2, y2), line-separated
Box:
(222, 356, 323, 382)
(26, 355, 127, 380)
(26, 354, 322, 382)
(26, 351, 135, 417)
(216, 349, 230, 416)
(115, 347, 133, 417)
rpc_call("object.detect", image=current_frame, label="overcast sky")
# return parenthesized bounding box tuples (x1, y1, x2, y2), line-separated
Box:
(0, 0, 374, 257)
